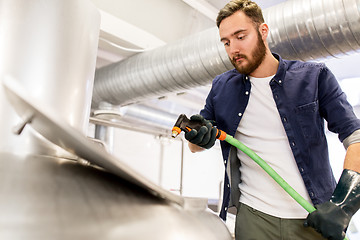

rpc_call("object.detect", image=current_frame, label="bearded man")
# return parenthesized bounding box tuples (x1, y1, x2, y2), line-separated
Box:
(185, 1, 360, 240)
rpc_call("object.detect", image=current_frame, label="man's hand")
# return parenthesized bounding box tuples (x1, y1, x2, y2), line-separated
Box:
(304, 202, 349, 240)
(304, 169, 360, 240)
(184, 114, 217, 149)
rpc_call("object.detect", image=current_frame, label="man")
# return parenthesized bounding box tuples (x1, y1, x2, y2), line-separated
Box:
(185, 1, 360, 239)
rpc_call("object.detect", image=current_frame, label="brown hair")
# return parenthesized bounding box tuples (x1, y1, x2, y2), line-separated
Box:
(216, 0, 264, 28)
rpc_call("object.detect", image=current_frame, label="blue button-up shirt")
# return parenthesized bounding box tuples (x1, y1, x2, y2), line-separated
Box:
(200, 53, 360, 220)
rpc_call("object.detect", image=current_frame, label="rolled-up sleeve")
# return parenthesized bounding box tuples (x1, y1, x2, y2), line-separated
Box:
(318, 66, 360, 142)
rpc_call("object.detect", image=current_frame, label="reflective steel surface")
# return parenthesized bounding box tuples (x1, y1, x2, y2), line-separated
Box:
(0, 2, 233, 238)
(0, 152, 231, 240)
(2, 77, 184, 206)
(0, 0, 100, 154)
(1, 77, 232, 240)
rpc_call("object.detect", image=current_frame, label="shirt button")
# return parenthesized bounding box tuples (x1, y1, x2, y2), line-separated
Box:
(245, 76, 249, 80)
(225, 207, 228, 211)
(245, 91, 249, 95)
(283, 117, 287, 122)
(227, 184, 230, 188)
(310, 192, 315, 198)
(279, 80, 282, 84)
(275, 95, 279, 99)
(238, 113, 242, 117)
(291, 141, 296, 147)
(300, 167, 304, 173)
(224, 159, 227, 164)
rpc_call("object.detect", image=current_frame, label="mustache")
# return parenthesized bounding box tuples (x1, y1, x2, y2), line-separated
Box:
(232, 54, 247, 62)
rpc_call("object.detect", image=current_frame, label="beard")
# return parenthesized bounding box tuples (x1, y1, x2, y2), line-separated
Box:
(230, 31, 267, 75)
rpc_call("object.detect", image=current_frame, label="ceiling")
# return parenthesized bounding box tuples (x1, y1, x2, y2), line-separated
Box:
(89, 0, 360, 130)
(92, 0, 290, 68)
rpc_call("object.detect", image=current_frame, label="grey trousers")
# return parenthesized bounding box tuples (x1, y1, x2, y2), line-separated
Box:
(235, 203, 326, 240)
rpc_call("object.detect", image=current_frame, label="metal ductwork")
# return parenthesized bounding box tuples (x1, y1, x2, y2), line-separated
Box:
(93, 0, 360, 107)
(266, 0, 360, 60)
(92, 103, 179, 135)
(93, 27, 232, 107)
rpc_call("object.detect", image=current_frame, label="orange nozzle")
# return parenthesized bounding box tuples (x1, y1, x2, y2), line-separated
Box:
(217, 130, 227, 141)
(172, 126, 181, 138)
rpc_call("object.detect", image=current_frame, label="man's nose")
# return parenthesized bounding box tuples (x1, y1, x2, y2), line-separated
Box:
(229, 41, 241, 56)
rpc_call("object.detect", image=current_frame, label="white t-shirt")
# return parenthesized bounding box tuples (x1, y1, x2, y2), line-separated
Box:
(235, 75, 312, 219)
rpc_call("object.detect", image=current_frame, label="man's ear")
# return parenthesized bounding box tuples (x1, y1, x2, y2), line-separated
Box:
(259, 23, 269, 39)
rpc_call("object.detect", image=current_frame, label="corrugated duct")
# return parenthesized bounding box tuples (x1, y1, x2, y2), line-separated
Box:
(92, 0, 360, 108)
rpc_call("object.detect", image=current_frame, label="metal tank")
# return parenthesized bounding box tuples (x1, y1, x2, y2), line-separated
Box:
(0, 0, 100, 156)
(0, 152, 231, 240)
(0, 77, 232, 240)
(0, 1, 232, 239)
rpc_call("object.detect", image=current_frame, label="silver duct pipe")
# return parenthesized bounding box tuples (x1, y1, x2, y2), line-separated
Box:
(93, 27, 232, 107)
(118, 104, 179, 129)
(93, 0, 360, 107)
(266, 0, 360, 60)
(93, 104, 179, 132)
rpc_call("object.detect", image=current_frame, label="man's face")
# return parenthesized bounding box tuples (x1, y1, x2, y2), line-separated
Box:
(219, 11, 266, 75)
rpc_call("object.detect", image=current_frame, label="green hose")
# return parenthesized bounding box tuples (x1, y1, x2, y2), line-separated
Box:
(224, 134, 349, 240)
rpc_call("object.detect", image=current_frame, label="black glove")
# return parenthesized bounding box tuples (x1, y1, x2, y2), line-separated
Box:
(304, 169, 360, 240)
(184, 114, 217, 149)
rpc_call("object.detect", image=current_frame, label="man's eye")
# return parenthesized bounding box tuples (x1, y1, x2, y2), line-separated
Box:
(223, 42, 230, 46)
(238, 36, 245, 40)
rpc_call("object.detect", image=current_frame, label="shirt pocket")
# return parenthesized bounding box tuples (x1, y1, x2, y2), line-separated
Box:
(294, 101, 323, 144)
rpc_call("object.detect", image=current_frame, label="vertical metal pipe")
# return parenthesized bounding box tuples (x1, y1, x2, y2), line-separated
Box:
(94, 125, 114, 154)
(180, 138, 185, 196)
(158, 137, 165, 187)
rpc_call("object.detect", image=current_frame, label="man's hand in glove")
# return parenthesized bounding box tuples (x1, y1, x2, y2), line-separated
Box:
(184, 114, 217, 150)
(304, 169, 360, 240)
(304, 202, 349, 240)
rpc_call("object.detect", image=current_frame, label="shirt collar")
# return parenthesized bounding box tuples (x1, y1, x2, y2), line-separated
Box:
(271, 53, 286, 86)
